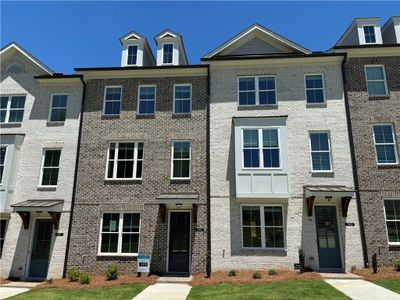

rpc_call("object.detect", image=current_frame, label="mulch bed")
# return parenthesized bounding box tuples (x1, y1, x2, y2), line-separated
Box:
(352, 267, 400, 281)
(191, 270, 321, 286)
(0, 277, 11, 285)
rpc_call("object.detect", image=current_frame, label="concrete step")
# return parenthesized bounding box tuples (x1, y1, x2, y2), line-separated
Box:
(319, 272, 363, 280)
(157, 276, 193, 284)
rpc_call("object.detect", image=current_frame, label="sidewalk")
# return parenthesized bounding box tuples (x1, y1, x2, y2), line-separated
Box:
(0, 287, 30, 299)
(133, 283, 191, 300)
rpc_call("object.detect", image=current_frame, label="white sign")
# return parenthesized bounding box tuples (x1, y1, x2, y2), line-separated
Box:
(137, 255, 150, 273)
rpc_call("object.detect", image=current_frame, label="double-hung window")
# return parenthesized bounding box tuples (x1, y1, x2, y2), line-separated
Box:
(305, 74, 325, 104)
(40, 149, 61, 186)
(99, 212, 140, 255)
(127, 45, 138, 65)
(0, 95, 26, 123)
(0, 146, 6, 184)
(163, 43, 173, 64)
(363, 26, 376, 44)
(138, 86, 156, 115)
(373, 124, 398, 165)
(365, 66, 388, 96)
(310, 132, 332, 171)
(174, 84, 192, 114)
(49, 94, 68, 122)
(242, 128, 280, 168)
(171, 141, 191, 179)
(103, 86, 122, 115)
(238, 76, 276, 106)
(384, 200, 400, 245)
(106, 142, 143, 180)
(242, 205, 285, 249)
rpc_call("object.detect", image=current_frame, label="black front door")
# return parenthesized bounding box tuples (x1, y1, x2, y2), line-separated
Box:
(168, 212, 190, 273)
(315, 206, 342, 269)
(29, 220, 53, 278)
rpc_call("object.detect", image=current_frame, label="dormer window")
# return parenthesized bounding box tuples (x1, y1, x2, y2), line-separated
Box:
(127, 45, 138, 65)
(363, 26, 376, 44)
(163, 43, 173, 64)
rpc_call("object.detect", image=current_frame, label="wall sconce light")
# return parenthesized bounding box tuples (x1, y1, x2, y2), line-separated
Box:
(176, 203, 182, 208)
(325, 196, 333, 201)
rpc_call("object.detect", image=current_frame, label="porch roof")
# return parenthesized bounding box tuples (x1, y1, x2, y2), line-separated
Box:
(11, 200, 64, 212)
(304, 186, 355, 198)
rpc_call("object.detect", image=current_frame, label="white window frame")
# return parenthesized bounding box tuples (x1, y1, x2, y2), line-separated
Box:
(383, 199, 400, 246)
(241, 127, 281, 170)
(127, 45, 138, 66)
(173, 84, 192, 115)
(102, 86, 122, 116)
(309, 131, 333, 173)
(98, 212, 141, 256)
(0, 95, 26, 124)
(171, 140, 191, 180)
(137, 85, 156, 115)
(39, 148, 62, 188)
(105, 141, 143, 180)
(364, 65, 388, 97)
(240, 204, 286, 250)
(237, 75, 277, 106)
(0, 145, 7, 185)
(363, 25, 377, 44)
(162, 43, 174, 65)
(48, 93, 68, 123)
(304, 73, 326, 104)
(372, 124, 399, 165)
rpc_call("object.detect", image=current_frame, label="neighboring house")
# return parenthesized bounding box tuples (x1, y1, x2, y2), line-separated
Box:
(203, 24, 364, 272)
(0, 43, 83, 279)
(332, 17, 400, 266)
(66, 30, 208, 275)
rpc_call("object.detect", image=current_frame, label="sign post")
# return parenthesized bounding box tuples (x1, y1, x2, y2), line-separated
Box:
(137, 255, 150, 277)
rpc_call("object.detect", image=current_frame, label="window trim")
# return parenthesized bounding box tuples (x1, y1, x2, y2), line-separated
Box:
(0, 94, 26, 124)
(364, 65, 389, 97)
(38, 148, 62, 188)
(372, 124, 399, 165)
(170, 140, 192, 180)
(48, 93, 68, 123)
(97, 212, 141, 256)
(173, 84, 192, 115)
(162, 42, 174, 65)
(309, 131, 333, 173)
(383, 199, 400, 246)
(237, 75, 277, 107)
(363, 25, 377, 44)
(102, 86, 123, 116)
(240, 204, 286, 250)
(126, 44, 139, 66)
(0, 145, 8, 185)
(137, 85, 157, 115)
(304, 73, 326, 104)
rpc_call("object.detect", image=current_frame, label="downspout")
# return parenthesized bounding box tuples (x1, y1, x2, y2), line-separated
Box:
(341, 54, 368, 267)
(206, 64, 211, 276)
(63, 75, 86, 277)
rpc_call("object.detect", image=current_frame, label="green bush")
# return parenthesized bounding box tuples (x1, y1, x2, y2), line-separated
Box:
(252, 272, 262, 279)
(228, 270, 236, 277)
(105, 264, 119, 280)
(394, 258, 400, 271)
(78, 271, 91, 284)
(66, 267, 80, 282)
(268, 269, 277, 275)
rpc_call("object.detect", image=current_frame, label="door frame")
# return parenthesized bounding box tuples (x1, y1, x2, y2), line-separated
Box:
(166, 210, 192, 274)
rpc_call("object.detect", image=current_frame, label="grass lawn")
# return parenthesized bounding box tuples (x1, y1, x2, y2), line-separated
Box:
(8, 284, 147, 300)
(187, 280, 350, 300)
(373, 280, 400, 294)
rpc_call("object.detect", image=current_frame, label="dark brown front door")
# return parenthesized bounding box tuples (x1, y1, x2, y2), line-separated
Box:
(168, 212, 190, 273)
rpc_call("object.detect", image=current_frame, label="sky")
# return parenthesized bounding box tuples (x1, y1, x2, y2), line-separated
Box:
(1, 1, 398, 73)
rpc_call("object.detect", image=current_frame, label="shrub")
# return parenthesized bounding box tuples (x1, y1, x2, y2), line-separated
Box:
(228, 270, 236, 277)
(78, 271, 91, 284)
(394, 258, 400, 271)
(268, 269, 277, 276)
(252, 272, 262, 279)
(105, 264, 119, 280)
(66, 267, 80, 282)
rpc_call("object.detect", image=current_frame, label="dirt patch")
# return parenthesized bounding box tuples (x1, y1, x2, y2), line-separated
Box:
(352, 267, 400, 281)
(0, 277, 11, 285)
(191, 270, 321, 286)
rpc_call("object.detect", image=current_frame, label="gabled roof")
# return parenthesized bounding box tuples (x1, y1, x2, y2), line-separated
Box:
(154, 28, 188, 65)
(119, 31, 147, 44)
(335, 17, 381, 47)
(202, 23, 311, 59)
(0, 42, 54, 75)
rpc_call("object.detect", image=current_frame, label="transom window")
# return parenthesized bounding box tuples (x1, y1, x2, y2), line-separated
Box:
(40, 149, 61, 186)
(365, 66, 388, 96)
(384, 200, 400, 244)
(238, 76, 276, 106)
(310, 132, 332, 171)
(171, 141, 191, 179)
(103, 86, 122, 115)
(305, 74, 325, 104)
(138, 86, 156, 115)
(174, 84, 192, 114)
(163, 43, 173, 64)
(127, 45, 138, 65)
(0, 95, 26, 123)
(49, 94, 67, 122)
(99, 213, 140, 255)
(242, 128, 280, 168)
(0, 146, 6, 184)
(373, 125, 398, 165)
(106, 142, 143, 179)
(242, 205, 285, 249)
(363, 26, 376, 44)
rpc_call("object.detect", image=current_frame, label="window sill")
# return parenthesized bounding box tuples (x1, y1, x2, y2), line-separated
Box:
(0, 123, 22, 128)
(136, 114, 155, 119)
(37, 186, 57, 191)
(101, 114, 120, 119)
(238, 104, 278, 111)
(377, 164, 400, 169)
(240, 247, 287, 255)
(306, 102, 327, 108)
(311, 171, 334, 177)
(46, 121, 65, 127)
(105, 179, 142, 184)
(97, 253, 138, 257)
(172, 113, 192, 118)
(388, 244, 400, 250)
(170, 179, 191, 184)
(368, 95, 390, 100)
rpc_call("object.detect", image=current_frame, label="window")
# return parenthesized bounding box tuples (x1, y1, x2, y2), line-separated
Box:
(365, 66, 388, 96)
(174, 84, 192, 114)
(305, 74, 325, 104)
(138, 86, 156, 115)
(127, 45, 138, 65)
(171, 141, 191, 179)
(363, 26, 376, 44)
(310, 132, 332, 171)
(0, 220, 6, 258)
(373, 125, 398, 164)
(242, 128, 280, 168)
(0, 146, 6, 184)
(163, 43, 173, 64)
(40, 149, 61, 186)
(242, 205, 284, 249)
(238, 76, 276, 106)
(384, 200, 400, 244)
(103, 86, 122, 115)
(99, 213, 140, 255)
(49, 94, 67, 122)
(106, 142, 143, 179)
(0, 95, 26, 123)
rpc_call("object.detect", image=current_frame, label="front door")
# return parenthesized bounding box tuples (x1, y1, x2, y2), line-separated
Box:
(168, 212, 190, 273)
(29, 219, 53, 278)
(315, 206, 342, 269)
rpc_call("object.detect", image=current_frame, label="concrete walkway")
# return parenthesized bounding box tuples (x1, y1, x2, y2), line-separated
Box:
(133, 283, 191, 300)
(326, 279, 400, 300)
(0, 287, 30, 299)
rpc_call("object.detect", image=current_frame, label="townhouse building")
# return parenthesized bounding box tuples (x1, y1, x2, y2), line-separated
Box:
(66, 31, 209, 275)
(0, 43, 83, 279)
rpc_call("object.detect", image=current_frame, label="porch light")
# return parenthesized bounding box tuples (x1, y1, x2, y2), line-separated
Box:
(176, 203, 182, 208)
(325, 196, 333, 201)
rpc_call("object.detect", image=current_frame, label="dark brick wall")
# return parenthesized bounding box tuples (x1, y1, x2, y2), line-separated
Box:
(345, 56, 400, 265)
(67, 74, 208, 275)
